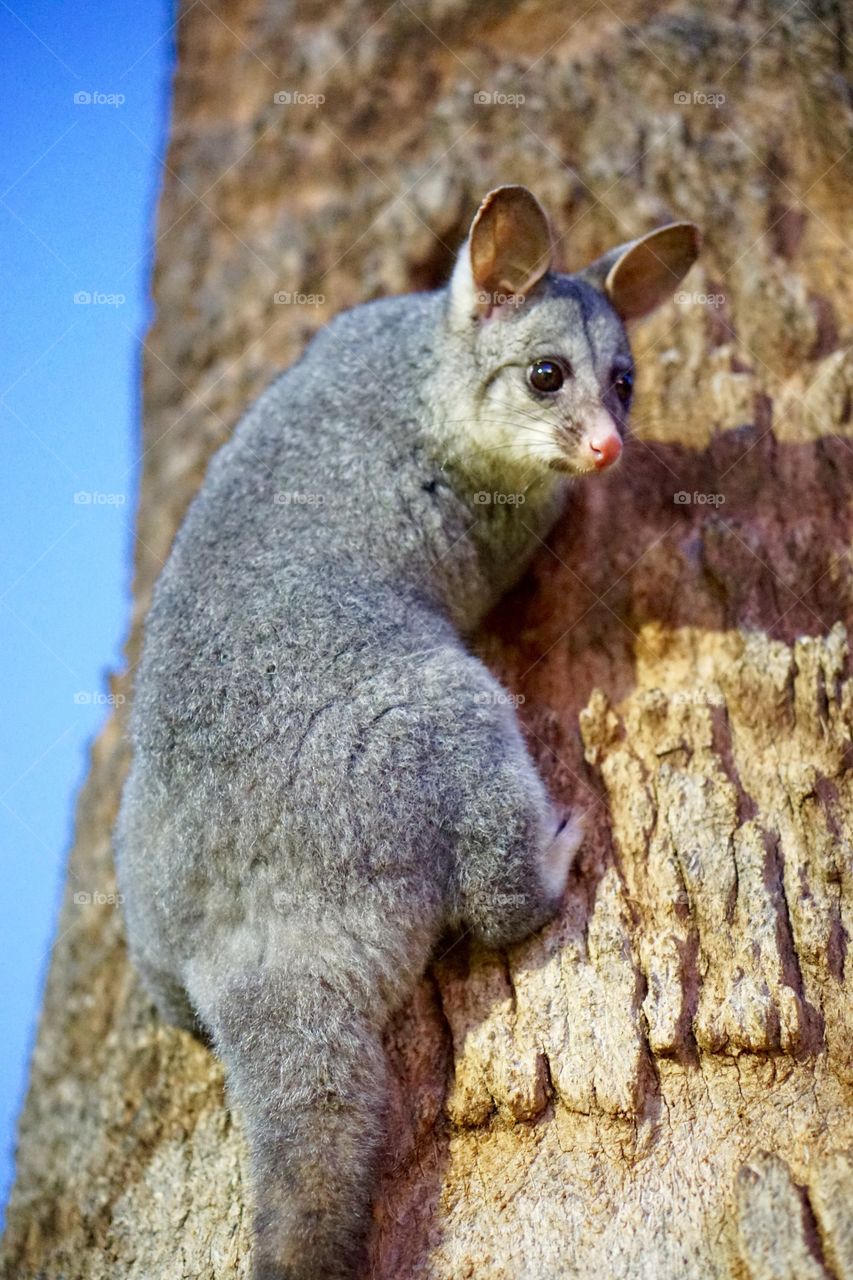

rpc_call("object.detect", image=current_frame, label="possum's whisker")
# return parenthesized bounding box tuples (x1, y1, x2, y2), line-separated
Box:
(435, 424, 555, 440)
(506, 405, 567, 428)
(439, 433, 558, 462)
(438, 419, 559, 445)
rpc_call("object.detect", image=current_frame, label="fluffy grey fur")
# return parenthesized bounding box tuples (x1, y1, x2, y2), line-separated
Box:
(115, 187, 699, 1280)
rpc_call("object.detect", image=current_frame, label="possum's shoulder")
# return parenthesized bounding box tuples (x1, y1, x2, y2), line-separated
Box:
(305, 288, 445, 354)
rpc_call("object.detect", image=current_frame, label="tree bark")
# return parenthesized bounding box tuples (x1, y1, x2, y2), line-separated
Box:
(4, 1, 853, 1277)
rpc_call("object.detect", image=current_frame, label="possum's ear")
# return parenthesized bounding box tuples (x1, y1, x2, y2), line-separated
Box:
(448, 185, 552, 324)
(581, 222, 701, 321)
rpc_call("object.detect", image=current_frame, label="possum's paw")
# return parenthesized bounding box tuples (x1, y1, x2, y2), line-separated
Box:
(540, 812, 584, 902)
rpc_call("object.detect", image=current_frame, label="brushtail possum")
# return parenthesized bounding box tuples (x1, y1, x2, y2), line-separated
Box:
(115, 185, 700, 1279)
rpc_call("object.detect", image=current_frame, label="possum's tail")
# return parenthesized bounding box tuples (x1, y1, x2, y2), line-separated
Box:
(189, 961, 389, 1280)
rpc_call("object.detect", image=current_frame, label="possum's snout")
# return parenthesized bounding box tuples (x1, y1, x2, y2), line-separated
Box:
(588, 428, 622, 470)
(579, 406, 623, 472)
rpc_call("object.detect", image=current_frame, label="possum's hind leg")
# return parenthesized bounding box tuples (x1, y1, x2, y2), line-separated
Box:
(452, 745, 582, 949)
(187, 955, 390, 1280)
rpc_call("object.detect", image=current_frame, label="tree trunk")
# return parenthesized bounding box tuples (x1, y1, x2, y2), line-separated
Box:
(4, 2, 853, 1277)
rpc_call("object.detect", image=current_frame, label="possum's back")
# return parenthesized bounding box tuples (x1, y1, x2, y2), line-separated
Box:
(115, 311, 470, 973)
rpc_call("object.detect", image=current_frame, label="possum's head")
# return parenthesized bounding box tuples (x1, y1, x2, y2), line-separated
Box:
(438, 185, 700, 480)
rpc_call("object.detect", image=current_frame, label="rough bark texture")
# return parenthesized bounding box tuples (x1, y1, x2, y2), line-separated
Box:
(4, 1, 853, 1277)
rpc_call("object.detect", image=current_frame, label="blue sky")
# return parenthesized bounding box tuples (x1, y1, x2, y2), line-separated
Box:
(0, 0, 174, 1215)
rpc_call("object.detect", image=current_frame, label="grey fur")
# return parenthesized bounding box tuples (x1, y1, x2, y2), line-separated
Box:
(115, 187, 699, 1279)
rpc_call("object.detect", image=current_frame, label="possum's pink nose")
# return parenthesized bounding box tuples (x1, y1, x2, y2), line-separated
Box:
(589, 429, 622, 470)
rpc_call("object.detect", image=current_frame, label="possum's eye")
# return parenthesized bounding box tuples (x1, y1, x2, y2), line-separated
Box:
(613, 370, 634, 406)
(528, 358, 567, 394)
